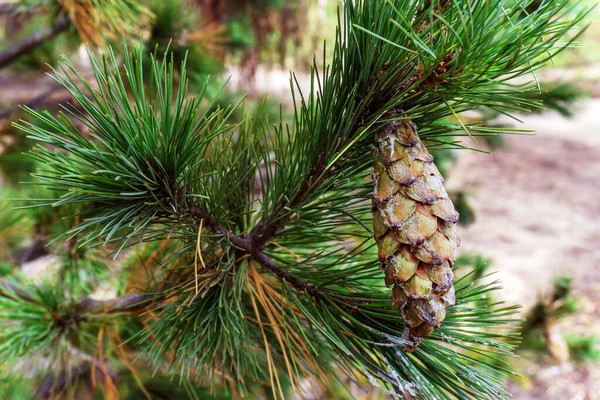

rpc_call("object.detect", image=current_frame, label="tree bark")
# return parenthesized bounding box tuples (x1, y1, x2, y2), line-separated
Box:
(0, 15, 70, 69)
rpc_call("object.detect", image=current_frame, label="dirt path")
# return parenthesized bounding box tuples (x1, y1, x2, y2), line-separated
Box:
(446, 99, 600, 400)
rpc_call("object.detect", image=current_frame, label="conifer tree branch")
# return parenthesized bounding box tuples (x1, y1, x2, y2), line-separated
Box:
(230, 236, 325, 301)
(0, 15, 70, 69)
(75, 292, 155, 314)
(0, 280, 154, 315)
(249, 151, 330, 248)
(11, 2, 590, 396)
(190, 206, 326, 301)
(0, 281, 35, 303)
(0, 5, 20, 14)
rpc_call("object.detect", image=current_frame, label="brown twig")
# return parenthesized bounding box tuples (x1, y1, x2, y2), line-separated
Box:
(0, 280, 35, 302)
(0, 280, 155, 316)
(230, 236, 324, 301)
(0, 15, 70, 69)
(34, 349, 118, 399)
(0, 80, 65, 120)
(16, 233, 49, 266)
(0, 5, 21, 14)
(187, 203, 324, 298)
(75, 293, 156, 314)
(248, 152, 330, 250)
(189, 204, 327, 302)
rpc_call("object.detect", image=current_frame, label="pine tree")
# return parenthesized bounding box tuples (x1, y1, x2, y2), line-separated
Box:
(0, 0, 590, 398)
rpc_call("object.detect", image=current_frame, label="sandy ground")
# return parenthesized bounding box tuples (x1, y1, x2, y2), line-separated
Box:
(446, 100, 600, 400)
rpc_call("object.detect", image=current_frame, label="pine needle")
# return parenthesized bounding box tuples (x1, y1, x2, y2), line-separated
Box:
(193, 219, 205, 295)
(245, 279, 284, 400)
(250, 267, 298, 397)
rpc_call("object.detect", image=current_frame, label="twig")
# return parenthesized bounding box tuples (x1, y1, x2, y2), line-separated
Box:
(249, 152, 329, 249)
(230, 236, 324, 301)
(189, 207, 326, 301)
(0, 280, 35, 302)
(34, 347, 118, 399)
(0, 281, 155, 315)
(76, 293, 156, 314)
(16, 233, 49, 266)
(0, 80, 65, 120)
(0, 15, 70, 69)
(0, 5, 23, 14)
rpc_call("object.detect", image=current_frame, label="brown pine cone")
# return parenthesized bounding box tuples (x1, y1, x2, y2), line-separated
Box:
(372, 119, 460, 352)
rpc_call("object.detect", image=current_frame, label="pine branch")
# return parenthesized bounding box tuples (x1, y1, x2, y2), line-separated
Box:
(231, 236, 325, 301)
(34, 347, 118, 399)
(0, 80, 65, 120)
(250, 151, 330, 248)
(0, 15, 70, 69)
(0, 5, 21, 14)
(13, 1, 591, 397)
(190, 205, 327, 301)
(0, 280, 154, 314)
(75, 293, 155, 314)
(0, 281, 35, 303)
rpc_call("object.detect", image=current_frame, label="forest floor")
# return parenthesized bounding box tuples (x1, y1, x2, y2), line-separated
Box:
(446, 99, 600, 400)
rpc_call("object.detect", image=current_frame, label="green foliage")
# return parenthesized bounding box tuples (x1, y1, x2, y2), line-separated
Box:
(0, 372, 33, 399)
(454, 253, 492, 281)
(478, 81, 588, 129)
(122, 374, 233, 400)
(518, 320, 548, 353)
(147, 0, 225, 83)
(56, 248, 112, 299)
(0, 278, 93, 364)
(227, 17, 256, 48)
(10, 1, 590, 399)
(518, 275, 595, 364)
(521, 275, 579, 335)
(17, 45, 237, 249)
(520, 82, 587, 118)
(566, 334, 600, 364)
(0, 189, 33, 261)
(548, 276, 579, 318)
(0, 263, 14, 277)
(453, 192, 477, 226)
(150, 0, 193, 40)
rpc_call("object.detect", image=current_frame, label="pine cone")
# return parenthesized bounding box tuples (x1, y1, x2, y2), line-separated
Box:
(371, 119, 460, 352)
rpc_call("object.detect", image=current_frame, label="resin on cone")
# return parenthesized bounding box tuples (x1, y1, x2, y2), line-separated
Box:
(372, 119, 460, 352)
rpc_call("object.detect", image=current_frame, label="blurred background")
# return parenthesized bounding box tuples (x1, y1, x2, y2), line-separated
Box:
(0, 0, 599, 399)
